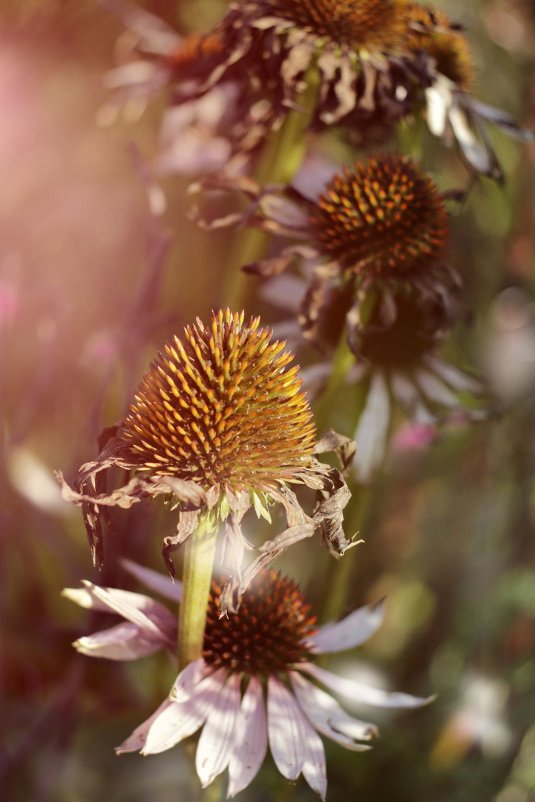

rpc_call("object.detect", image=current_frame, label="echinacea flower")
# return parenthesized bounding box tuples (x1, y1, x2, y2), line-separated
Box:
(400, 4, 535, 180)
(193, 155, 458, 347)
(58, 310, 355, 613)
(65, 562, 432, 799)
(104, 0, 533, 181)
(264, 285, 486, 482)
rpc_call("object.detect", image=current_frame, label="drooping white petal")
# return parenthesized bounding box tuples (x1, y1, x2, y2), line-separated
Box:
(416, 370, 459, 408)
(425, 84, 450, 136)
(196, 673, 241, 788)
(121, 558, 182, 602)
(308, 599, 385, 654)
(74, 581, 174, 638)
(170, 659, 208, 702)
(301, 664, 434, 709)
(228, 677, 268, 798)
(448, 104, 495, 176)
(142, 669, 227, 755)
(353, 372, 391, 483)
(290, 672, 376, 750)
(424, 356, 483, 394)
(300, 707, 327, 801)
(390, 371, 419, 412)
(116, 699, 173, 754)
(267, 677, 306, 781)
(74, 622, 164, 660)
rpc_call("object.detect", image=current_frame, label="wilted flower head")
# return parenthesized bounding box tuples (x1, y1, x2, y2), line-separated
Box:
(193, 155, 457, 347)
(65, 562, 431, 799)
(58, 310, 355, 613)
(99, 0, 533, 179)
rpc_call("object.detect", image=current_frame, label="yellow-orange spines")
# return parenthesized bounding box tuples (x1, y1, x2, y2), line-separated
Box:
(121, 310, 317, 493)
(203, 570, 317, 675)
(310, 155, 448, 278)
(404, 4, 474, 89)
(266, 0, 408, 50)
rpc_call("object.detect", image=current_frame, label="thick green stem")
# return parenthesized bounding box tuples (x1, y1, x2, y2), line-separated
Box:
(222, 71, 319, 309)
(178, 529, 218, 669)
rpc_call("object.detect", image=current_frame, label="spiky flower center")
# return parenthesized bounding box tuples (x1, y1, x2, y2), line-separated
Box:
(360, 293, 450, 366)
(404, 5, 474, 89)
(121, 310, 317, 493)
(203, 571, 317, 675)
(264, 0, 407, 49)
(310, 155, 448, 278)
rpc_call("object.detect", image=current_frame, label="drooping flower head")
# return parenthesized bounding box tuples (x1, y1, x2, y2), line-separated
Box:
(65, 562, 432, 799)
(58, 310, 355, 613)
(309, 154, 449, 281)
(193, 156, 456, 348)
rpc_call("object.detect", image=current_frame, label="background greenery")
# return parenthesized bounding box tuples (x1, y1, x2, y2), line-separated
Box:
(1, 1, 535, 800)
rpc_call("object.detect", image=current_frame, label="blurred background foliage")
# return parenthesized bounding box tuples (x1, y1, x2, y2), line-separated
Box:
(1, 1, 535, 801)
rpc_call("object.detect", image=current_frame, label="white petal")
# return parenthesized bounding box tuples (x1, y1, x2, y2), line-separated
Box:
(121, 558, 182, 602)
(425, 84, 450, 136)
(116, 699, 172, 754)
(74, 622, 163, 660)
(228, 677, 268, 798)
(196, 673, 241, 787)
(143, 669, 227, 755)
(73, 581, 173, 638)
(416, 370, 459, 407)
(353, 372, 391, 483)
(424, 356, 483, 394)
(291, 672, 376, 750)
(390, 372, 419, 412)
(308, 599, 385, 654)
(267, 677, 306, 780)
(301, 716, 327, 801)
(170, 659, 208, 702)
(301, 664, 433, 709)
(448, 104, 495, 175)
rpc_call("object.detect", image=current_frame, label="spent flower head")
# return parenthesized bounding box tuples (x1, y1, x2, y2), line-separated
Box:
(193, 155, 458, 349)
(58, 310, 355, 613)
(65, 561, 432, 799)
(98, 0, 533, 180)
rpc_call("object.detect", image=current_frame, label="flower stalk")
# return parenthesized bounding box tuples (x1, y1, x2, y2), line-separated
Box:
(178, 527, 218, 669)
(222, 67, 319, 309)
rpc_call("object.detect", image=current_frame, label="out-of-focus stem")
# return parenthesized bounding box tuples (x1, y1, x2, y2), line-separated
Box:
(178, 529, 217, 669)
(222, 71, 319, 310)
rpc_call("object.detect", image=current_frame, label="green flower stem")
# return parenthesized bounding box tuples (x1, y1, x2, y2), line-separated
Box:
(313, 335, 355, 434)
(178, 528, 218, 670)
(222, 70, 319, 310)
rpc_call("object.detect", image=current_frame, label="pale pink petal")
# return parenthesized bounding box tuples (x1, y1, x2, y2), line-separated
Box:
(290, 672, 376, 750)
(301, 713, 327, 801)
(301, 664, 434, 709)
(196, 673, 241, 787)
(75, 581, 174, 638)
(74, 622, 164, 660)
(116, 699, 173, 754)
(267, 677, 306, 781)
(228, 677, 268, 798)
(307, 599, 385, 654)
(170, 659, 208, 702)
(142, 669, 227, 755)
(121, 558, 182, 602)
